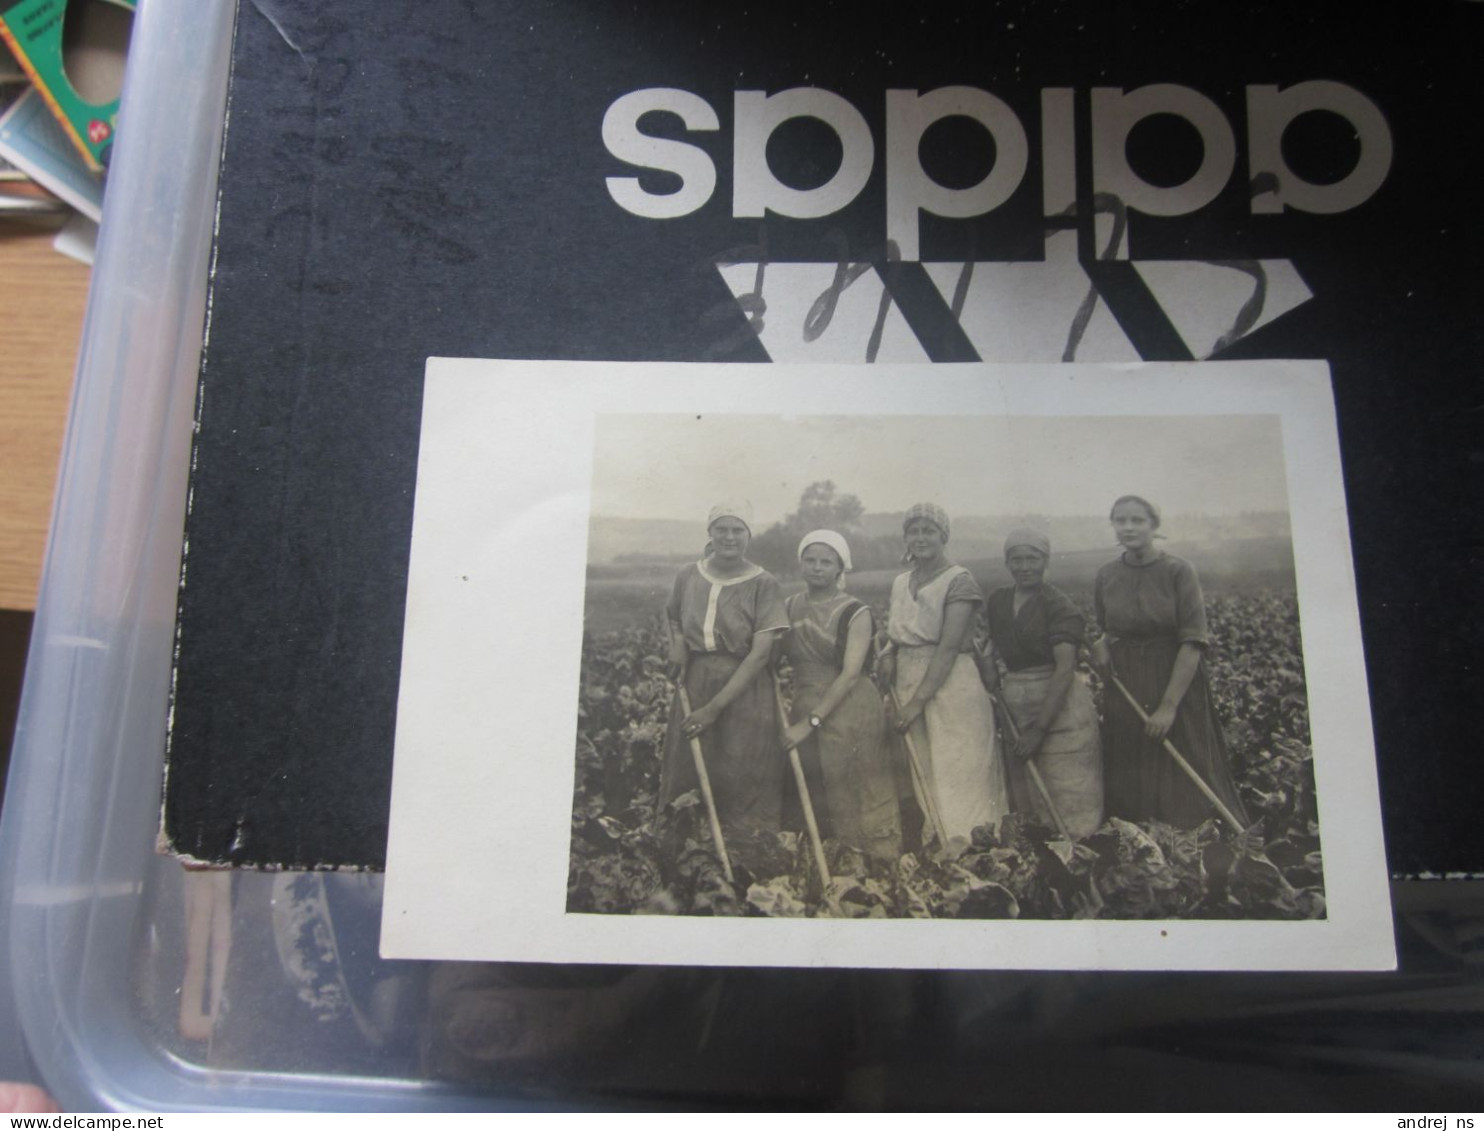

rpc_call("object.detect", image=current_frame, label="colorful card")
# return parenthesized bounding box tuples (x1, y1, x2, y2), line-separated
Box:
(0, 0, 134, 171)
(0, 83, 100, 218)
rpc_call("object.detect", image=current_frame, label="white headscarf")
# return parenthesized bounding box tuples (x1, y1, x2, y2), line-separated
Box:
(707, 500, 754, 534)
(796, 529, 853, 572)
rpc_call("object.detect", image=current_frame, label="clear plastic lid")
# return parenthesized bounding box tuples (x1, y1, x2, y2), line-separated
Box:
(1, 0, 1481, 1112)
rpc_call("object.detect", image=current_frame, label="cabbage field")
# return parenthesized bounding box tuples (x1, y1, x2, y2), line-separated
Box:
(567, 587, 1323, 920)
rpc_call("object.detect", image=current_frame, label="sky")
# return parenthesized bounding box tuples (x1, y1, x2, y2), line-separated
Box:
(590, 412, 1289, 527)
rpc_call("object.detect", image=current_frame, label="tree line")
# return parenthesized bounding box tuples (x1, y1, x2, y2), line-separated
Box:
(746, 481, 907, 575)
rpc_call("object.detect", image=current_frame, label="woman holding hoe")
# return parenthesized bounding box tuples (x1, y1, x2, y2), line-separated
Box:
(983, 528, 1104, 838)
(881, 503, 1005, 849)
(780, 530, 902, 863)
(659, 501, 790, 839)
(1091, 495, 1249, 828)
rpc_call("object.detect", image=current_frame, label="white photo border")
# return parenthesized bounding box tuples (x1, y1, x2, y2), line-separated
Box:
(381, 358, 1394, 971)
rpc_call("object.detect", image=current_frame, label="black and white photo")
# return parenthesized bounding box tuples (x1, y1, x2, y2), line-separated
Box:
(570, 413, 1313, 922)
(381, 358, 1392, 970)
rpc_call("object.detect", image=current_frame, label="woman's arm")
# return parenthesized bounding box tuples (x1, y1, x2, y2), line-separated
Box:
(682, 630, 780, 735)
(665, 619, 688, 681)
(783, 610, 872, 750)
(665, 570, 689, 681)
(975, 636, 1001, 693)
(1145, 642, 1202, 740)
(1014, 641, 1076, 760)
(895, 600, 975, 732)
(875, 638, 896, 691)
(1145, 558, 1210, 739)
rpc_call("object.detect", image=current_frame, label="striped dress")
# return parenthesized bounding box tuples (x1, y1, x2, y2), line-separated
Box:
(659, 559, 788, 835)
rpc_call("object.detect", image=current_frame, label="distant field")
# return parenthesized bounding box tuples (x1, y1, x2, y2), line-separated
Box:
(583, 572, 677, 635)
(582, 537, 1296, 635)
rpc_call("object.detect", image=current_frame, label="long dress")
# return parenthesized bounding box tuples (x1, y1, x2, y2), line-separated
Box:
(659, 559, 789, 836)
(985, 584, 1104, 838)
(783, 591, 902, 862)
(1093, 552, 1250, 829)
(887, 565, 1006, 846)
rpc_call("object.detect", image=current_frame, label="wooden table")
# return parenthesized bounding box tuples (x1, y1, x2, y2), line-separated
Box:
(0, 225, 89, 611)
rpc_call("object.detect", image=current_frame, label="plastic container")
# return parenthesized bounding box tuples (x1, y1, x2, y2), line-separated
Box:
(1, 0, 1482, 1112)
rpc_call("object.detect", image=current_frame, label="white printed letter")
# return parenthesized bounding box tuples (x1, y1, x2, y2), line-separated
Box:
(733, 88, 874, 220)
(603, 88, 719, 219)
(886, 87, 1029, 262)
(1091, 84, 1237, 216)
(1248, 82, 1393, 214)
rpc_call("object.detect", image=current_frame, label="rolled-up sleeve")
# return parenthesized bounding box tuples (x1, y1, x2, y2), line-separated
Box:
(943, 569, 985, 609)
(751, 572, 790, 637)
(1043, 588, 1086, 649)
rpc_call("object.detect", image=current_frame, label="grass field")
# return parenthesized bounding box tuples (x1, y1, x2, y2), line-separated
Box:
(569, 547, 1322, 920)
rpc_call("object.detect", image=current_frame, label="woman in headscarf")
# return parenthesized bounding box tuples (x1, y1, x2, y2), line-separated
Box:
(984, 528, 1104, 838)
(881, 503, 1005, 849)
(660, 501, 790, 839)
(780, 530, 902, 862)
(1090, 495, 1249, 828)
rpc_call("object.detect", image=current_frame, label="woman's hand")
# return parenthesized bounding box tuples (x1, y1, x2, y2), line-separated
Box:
(876, 649, 896, 690)
(681, 703, 720, 739)
(1144, 702, 1178, 740)
(894, 697, 926, 733)
(782, 719, 813, 751)
(1013, 723, 1046, 762)
(1148, 643, 1200, 742)
(1088, 635, 1111, 673)
(975, 656, 1000, 694)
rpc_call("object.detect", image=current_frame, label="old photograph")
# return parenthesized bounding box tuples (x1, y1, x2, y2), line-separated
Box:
(572, 413, 1315, 923)
(381, 358, 1392, 970)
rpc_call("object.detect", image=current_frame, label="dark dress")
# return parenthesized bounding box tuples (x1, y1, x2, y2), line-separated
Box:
(784, 591, 902, 861)
(985, 584, 1103, 837)
(1093, 553, 1249, 829)
(659, 560, 789, 836)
